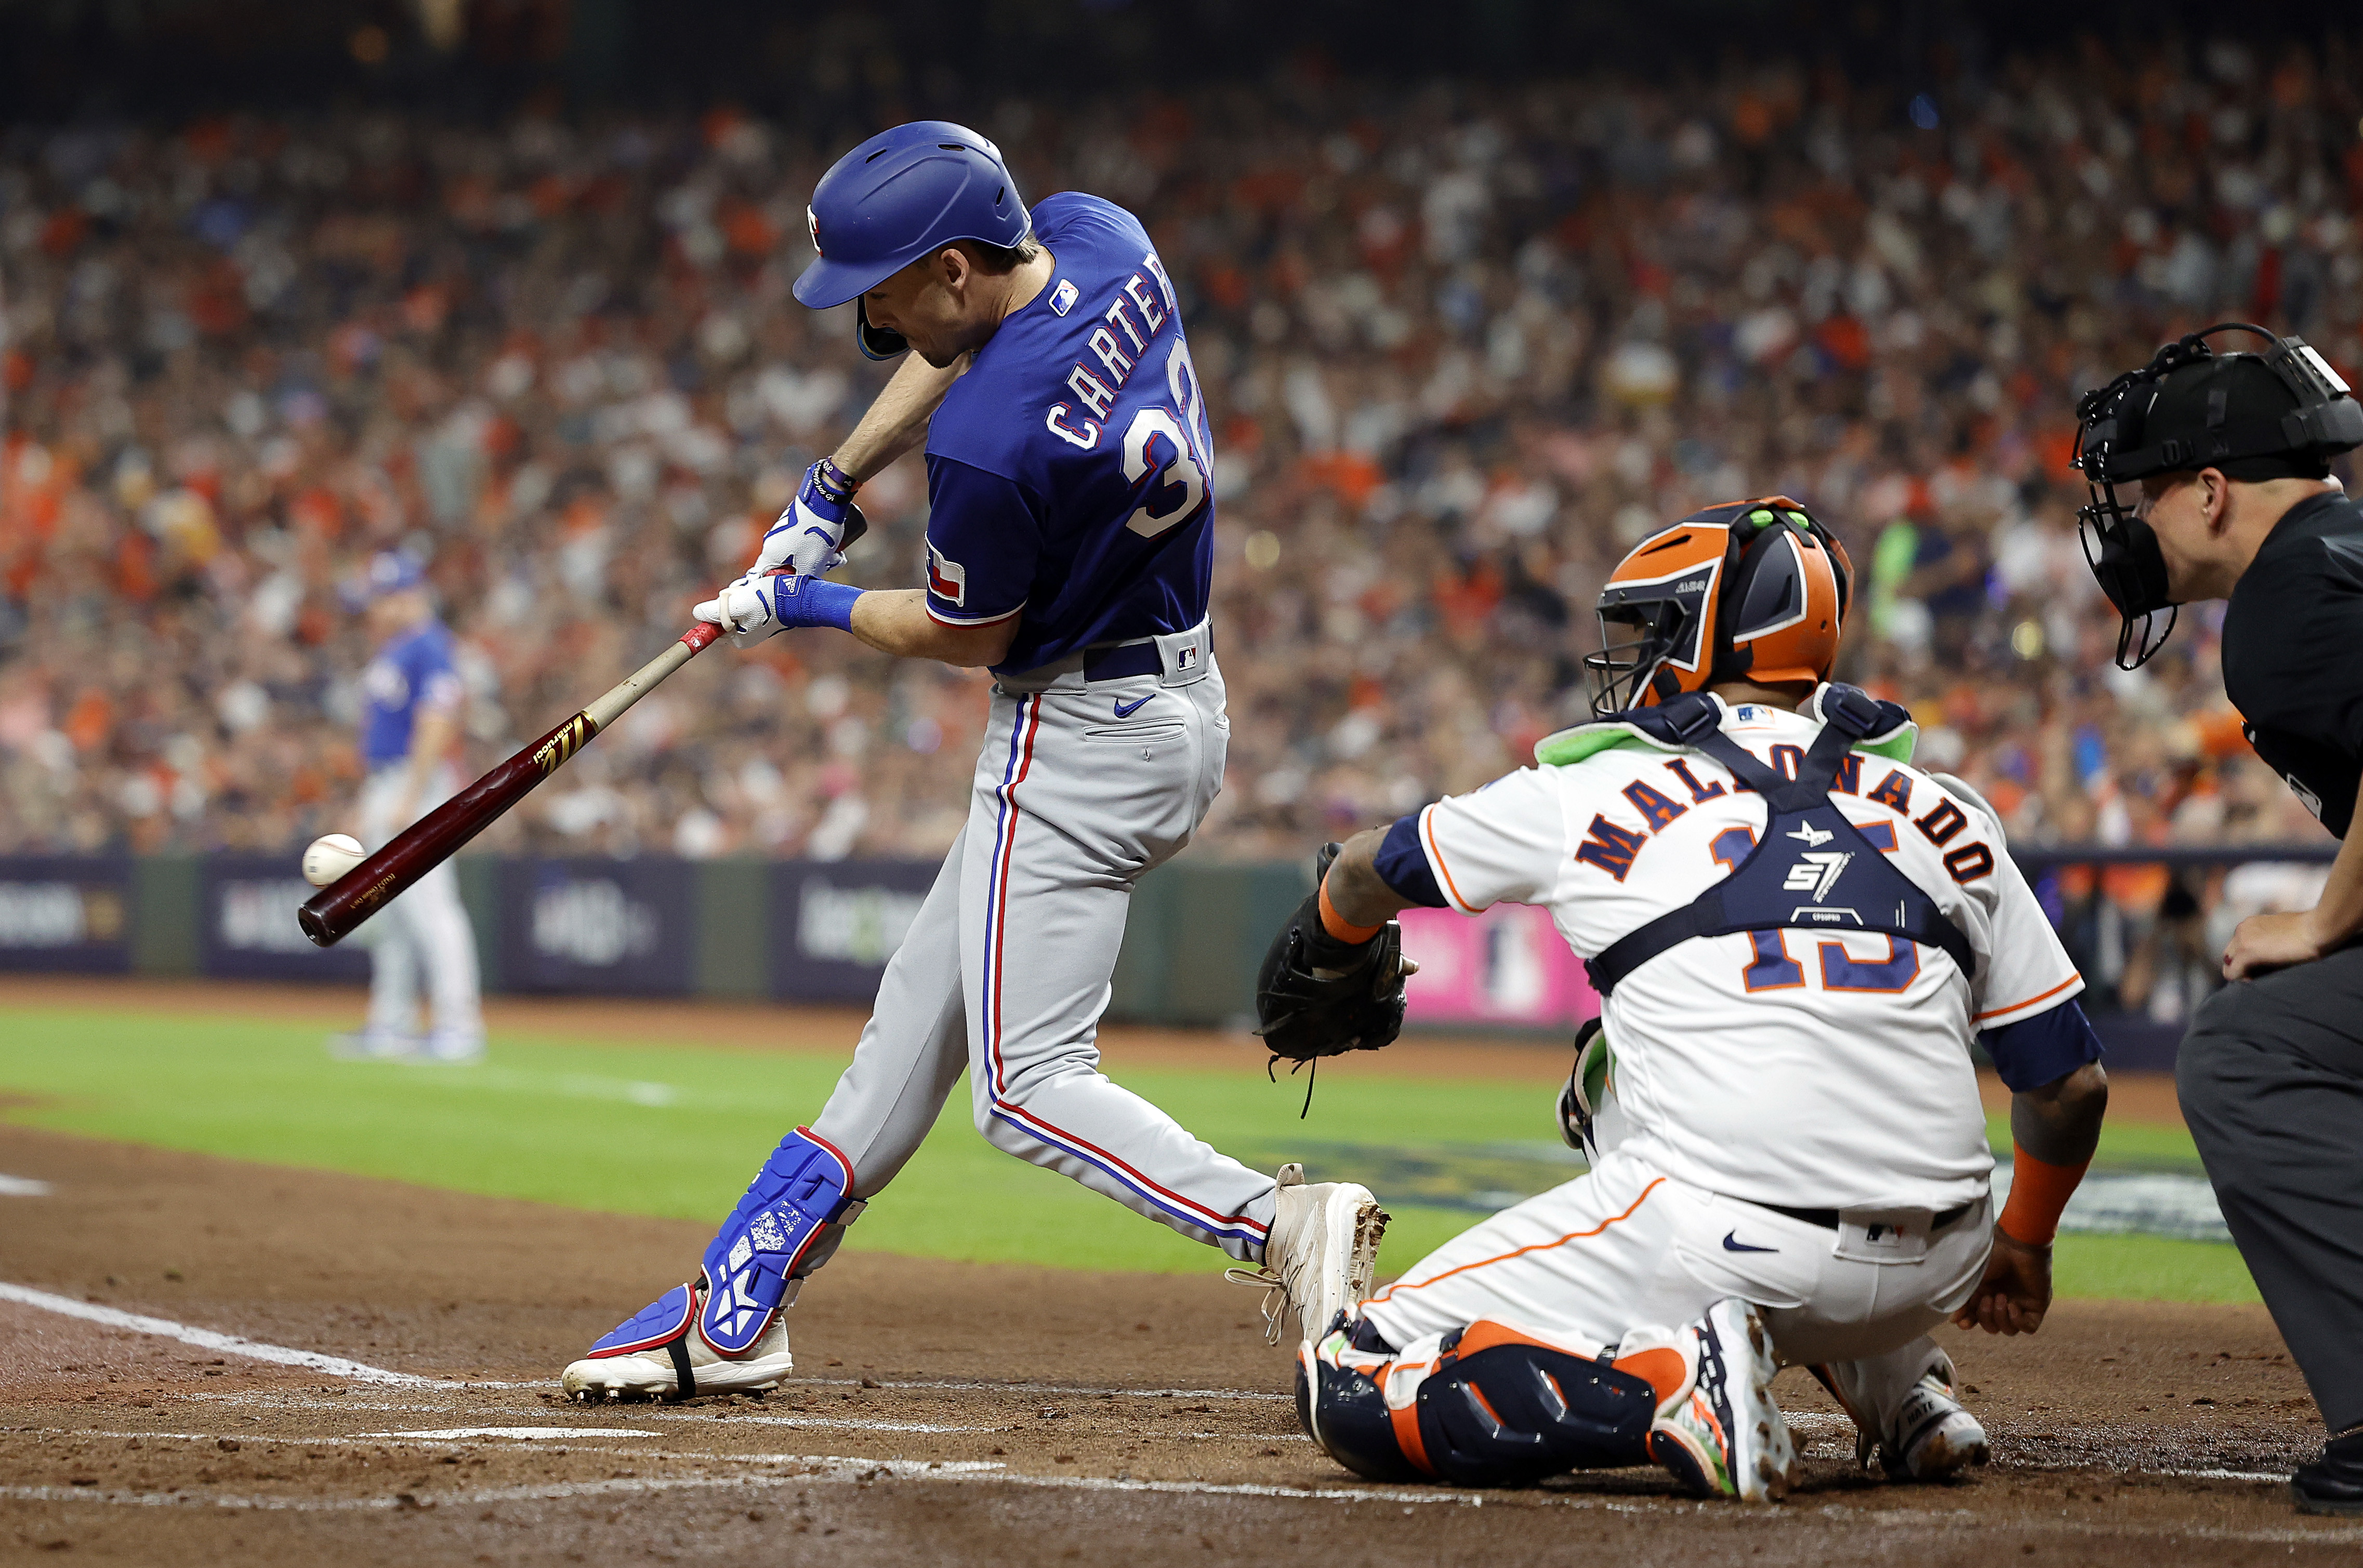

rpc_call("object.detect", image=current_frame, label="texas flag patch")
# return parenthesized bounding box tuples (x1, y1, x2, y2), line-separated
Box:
(926, 541, 968, 606)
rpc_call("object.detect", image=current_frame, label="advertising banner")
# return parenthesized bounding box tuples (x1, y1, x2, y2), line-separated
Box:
(0, 856, 133, 974)
(500, 858, 697, 995)
(1397, 903, 1598, 1032)
(772, 858, 938, 1003)
(199, 855, 371, 981)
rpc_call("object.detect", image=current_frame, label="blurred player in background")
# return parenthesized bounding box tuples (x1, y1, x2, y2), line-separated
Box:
(327, 551, 484, 1065)
(560, 122, 1384, 1402)
(1260, 500, 2108, 1501)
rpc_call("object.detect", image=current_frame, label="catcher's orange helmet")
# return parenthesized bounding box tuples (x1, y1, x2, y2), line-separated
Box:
(1583, 497, 1852, 718)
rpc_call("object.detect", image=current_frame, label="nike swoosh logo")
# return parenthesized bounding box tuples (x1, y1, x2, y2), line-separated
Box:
(1112, 695, 1154, 719)
(1722, 1231, 1777, 1254)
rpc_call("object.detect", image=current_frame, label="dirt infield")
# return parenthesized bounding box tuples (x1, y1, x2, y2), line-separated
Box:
(0, 1125, 2352, 1565)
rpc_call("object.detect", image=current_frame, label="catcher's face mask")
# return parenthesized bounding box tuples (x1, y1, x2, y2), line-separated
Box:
(2074, 321, 2363, 669)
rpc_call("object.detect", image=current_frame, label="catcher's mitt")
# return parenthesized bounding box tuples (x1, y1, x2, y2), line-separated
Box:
(1253, 844, 1412, 1064)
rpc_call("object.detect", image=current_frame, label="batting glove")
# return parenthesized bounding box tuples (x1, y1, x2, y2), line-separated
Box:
(695, 572, 864, 647)
(749, 458, 860, 579)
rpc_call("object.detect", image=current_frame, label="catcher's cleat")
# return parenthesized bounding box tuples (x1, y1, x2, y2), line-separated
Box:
(1227, 1164, 1389, 1347)
(1643, 1298, 1798, 1503)
(560, 1282, 795, 1401)
(1811, 1346, 1989, 1481)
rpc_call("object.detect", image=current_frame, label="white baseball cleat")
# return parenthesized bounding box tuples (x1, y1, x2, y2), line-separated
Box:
(413, 1028, 485, 1066)
(1227, 1163, 1389, 1346)
(326, 1029, 423, 1061)
(1813, 1347, 1989, 1480)
(561, 1283, 794, 1402)
(1646, 1298, 1799, 1503)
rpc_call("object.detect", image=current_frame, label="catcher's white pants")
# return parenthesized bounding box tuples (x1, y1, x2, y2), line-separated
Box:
(357, 763, 482, 1042)
(808, 653, 1280, 1262)
(1359, 1145, 1990, 1367)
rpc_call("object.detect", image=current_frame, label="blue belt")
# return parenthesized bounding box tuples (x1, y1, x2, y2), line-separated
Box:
(1081, 628, 1212, 683)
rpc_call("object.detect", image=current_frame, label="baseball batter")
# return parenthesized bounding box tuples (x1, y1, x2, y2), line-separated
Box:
(1256, 500, 2109, 1500)
(328, 551, 483, 1065)
(562, 122, 1385, 1400)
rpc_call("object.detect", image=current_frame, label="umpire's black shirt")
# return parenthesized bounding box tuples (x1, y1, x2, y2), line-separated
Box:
(2221, 489, 2363, 839)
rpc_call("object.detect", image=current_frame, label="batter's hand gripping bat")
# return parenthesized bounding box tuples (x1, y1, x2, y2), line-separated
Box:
(298, 522, 865, 948)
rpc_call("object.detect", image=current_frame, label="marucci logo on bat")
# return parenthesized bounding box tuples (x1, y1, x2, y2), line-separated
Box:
(533, 715, 599, 775)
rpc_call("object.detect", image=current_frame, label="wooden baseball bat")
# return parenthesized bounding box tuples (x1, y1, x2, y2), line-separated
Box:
(297, 619, 724, 947)
(302, 513, 869, 947)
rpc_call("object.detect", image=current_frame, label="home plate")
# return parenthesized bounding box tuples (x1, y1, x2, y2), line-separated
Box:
(363, 1427, 657, 1441)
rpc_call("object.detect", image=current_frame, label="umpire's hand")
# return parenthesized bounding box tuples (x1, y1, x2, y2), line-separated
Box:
(1950, 1228, 2052, 1335)
(2222, 910, 2327, 981)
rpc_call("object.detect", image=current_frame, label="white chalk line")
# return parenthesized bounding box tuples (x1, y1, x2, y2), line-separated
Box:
(0, 1283, 455, 1388)
(0, 1174, 54, 1197)
(9, 1431, 2362, 1540)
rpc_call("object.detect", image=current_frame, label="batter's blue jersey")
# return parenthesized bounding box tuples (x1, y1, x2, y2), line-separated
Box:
(359, 618, 463, 768)
(921, 192, 1216, 675)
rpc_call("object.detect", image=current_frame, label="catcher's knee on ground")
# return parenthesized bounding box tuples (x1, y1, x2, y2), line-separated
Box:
(1295, 1315, 1659, 1487)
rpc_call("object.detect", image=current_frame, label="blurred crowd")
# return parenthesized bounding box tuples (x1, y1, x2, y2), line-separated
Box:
(2, 33, 2357, 1016)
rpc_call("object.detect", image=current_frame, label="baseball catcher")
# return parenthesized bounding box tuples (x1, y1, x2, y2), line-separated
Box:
(1262, 499, 2109, 1500)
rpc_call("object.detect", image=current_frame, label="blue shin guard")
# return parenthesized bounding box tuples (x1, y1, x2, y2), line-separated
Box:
(696, 1127, 862, 1352)
(586, 1128, 862, 1363)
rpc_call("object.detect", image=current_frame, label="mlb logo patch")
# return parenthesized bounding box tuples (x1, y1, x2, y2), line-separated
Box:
(1176, 645, 1197, 670)
(926, 542, 968, 606)
(1049, 279, 1078, 316)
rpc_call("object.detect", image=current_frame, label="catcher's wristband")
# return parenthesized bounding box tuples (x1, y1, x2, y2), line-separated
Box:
(1997, 1144, 2088, 1247)
(1318, 879, 1383, 944)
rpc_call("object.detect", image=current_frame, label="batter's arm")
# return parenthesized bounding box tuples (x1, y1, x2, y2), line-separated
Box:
(832, 353, 967, 483)
(848, 591, 1020, 668)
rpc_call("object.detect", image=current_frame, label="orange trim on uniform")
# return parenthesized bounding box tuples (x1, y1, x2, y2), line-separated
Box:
(1371, 1178, 1666, 1303)
(1419, 807, 1478, 914)
(1972, 973, 2081, 1022)
(1388, 1384, 1436, 1476)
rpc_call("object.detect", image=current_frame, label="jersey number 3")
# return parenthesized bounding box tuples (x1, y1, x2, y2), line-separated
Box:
(1123, 341, 1210, 539)
(1709, 827, 1919, 995)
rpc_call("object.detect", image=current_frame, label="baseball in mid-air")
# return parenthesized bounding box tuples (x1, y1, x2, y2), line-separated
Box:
(301, 833, 367, 888)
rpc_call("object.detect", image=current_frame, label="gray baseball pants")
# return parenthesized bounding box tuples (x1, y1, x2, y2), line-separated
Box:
(808, 639, 1279, 1262)
(2181, 947, 2363, 1434)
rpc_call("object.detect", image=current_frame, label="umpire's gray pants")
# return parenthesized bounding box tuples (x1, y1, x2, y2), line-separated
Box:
(2180, 947, 2363, 1434)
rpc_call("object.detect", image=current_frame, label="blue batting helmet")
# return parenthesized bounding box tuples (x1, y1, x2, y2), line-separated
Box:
(791, 121, 1030, 360)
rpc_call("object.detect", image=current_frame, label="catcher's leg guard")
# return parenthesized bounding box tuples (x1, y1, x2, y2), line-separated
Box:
(1297, 1314, 1659, 1487)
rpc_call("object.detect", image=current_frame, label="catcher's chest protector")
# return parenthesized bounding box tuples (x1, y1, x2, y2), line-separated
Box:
(1583, 690, 1973, 997)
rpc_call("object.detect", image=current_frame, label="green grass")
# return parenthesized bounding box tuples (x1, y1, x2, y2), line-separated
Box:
(0, 1006, 2258, 1302)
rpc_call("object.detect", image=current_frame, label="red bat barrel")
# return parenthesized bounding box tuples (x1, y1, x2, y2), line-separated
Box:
(298, 622, 723, 948)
